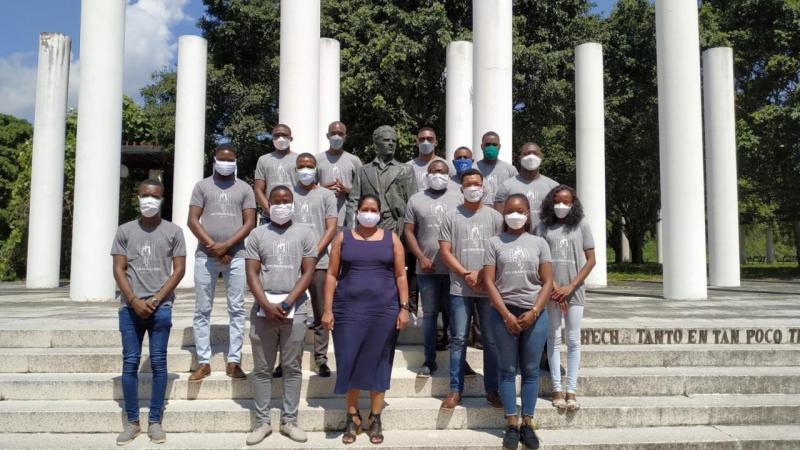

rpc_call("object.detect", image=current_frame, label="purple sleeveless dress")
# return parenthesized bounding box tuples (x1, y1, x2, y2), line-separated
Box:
(332, 229, 399, 394)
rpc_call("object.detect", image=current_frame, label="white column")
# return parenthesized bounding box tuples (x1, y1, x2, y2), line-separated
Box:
(69, 0, 126, 301)
(575, 43, 607, 287)
(472, 0, 512, 162)
(318, 38, 340, 153)
(279, 0, 320, 154)
(702, 47, 740, 287)
(26, 33, 72, 288)
(173, 36, 207, 289)
(446, 41, 473, 160)
(656, 210, 663, 264)
(621, 218, 632, 263)
(766, 227, 776, 264)
(655, 0, 708, 299)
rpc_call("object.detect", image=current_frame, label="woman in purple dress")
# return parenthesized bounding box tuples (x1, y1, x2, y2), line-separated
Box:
(322, 194, 410, 445)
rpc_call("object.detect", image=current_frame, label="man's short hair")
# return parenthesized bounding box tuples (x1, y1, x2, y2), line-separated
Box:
(139, 178, 164, 190)
(214, 143, 236, 156)
(460, 168, 484, 183)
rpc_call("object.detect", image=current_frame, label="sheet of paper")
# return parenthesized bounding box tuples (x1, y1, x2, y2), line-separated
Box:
(256, 292, 294, 319)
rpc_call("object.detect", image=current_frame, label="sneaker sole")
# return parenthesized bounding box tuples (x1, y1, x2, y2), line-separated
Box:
(280, 431, 308, 443)
(149, 437, 166, 444)
(116, 432, 139, 446)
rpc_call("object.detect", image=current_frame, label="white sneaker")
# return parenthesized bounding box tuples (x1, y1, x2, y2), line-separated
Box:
(280, 423, 308, 443)
(246, 423, 271, 445)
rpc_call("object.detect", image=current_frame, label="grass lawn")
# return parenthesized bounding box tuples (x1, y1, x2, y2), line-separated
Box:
(607, 262, 799, 283)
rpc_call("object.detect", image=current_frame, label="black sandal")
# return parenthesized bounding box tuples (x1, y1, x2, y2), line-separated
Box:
(342, 410, 362, 445)
(367, 412, 384, 445)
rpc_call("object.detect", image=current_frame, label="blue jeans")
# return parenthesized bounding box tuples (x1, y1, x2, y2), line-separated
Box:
(119, 304, 172, 423)
(193, 255, 246, 364)
(490, 304, 549, 417)
(418, 274, 451, 367)
(448, 295, 499, 394)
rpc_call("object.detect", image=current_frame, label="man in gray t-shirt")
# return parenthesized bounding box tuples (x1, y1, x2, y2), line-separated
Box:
(244, 185, 316, 442)
(254, 124, 299, 222)
(111, 179, 186, 440)
(291, 153, 339, 376)
(437, 168, 503, 407)
(494, 143, 559, 229)
(316, 122, 362, 227)
(407, 128, 455, 192)
(187, 145, 256, 381)
(404, 159, 463, 376)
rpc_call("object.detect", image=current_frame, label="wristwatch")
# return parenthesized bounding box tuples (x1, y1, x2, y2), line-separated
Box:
(280, 301, 291, 311)
(399, 303, 410, 311)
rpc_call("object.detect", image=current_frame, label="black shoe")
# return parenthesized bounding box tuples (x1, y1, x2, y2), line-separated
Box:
(464, 362, 477, 377)
(502, 426, 520, 450)
(273, 365, 283, 378)
(520, 425, 540, 449)
(317, 363, 331, 378)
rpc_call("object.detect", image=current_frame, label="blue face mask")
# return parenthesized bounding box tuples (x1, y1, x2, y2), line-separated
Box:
(453, 159, 473, 175)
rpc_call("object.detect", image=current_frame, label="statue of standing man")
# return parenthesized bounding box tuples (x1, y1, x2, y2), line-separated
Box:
(346, 125, 416, 236)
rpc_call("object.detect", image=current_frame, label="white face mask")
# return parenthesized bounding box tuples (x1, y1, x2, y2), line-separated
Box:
(297, 168, 317, 186)
(329, 135, 345, 150)
(521, 154, 542, 171)
(463, 186, 484, 203)
(273, 136, 290, 151)
(427, 173, 449, 191)
(269, 203, 294, 225)
(356, 211, 380, 228)
(418, 141, 435, 155)
(139, 196, 161, 218)
(214, 158, 237, 176)
(504, 212, 528, 230)
(554, 202, 572, 219)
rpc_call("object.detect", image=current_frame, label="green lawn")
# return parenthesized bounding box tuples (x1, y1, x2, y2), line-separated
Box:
(607, 262, 799, 283)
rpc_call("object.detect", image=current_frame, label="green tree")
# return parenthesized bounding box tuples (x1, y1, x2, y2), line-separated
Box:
(604, 0, 661, 264)
(196, 0, 600, 182)
(0, 114, 33, 240)
(699, 0, 800, 268)
(122, 95, 155, 143)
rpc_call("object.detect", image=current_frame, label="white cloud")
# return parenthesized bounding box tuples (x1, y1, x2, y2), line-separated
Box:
(123, 0, 190, 98)
(0, 0, 190, 122)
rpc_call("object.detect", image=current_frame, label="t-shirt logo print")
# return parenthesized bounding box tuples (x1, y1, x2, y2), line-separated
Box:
(134, 241, 158, 272)
(271, 239, 289, 265)
(215, 191, 235, 217)
(429, 202, 447, 224)
(297, 201, 311, 222)
(274, 165, 289, 184)
(555, 236, 575, 264)
(469, 225, 482, 242)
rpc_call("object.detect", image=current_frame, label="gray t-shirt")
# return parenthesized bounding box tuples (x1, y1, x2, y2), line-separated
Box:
(111, 219, 186, 306)
(536, 220, 594, 306)
(476, 159, 518, 205)
(406, 156, 456, 192)
(244, 223, 317, 310)
(316, 151, 363, 226)
(254, 151, 299, 198)
(404, 188, 464, 274)
(439, 205, 504, 297)
(484, 232, 552, 309)
(189, 177, 256, 258)
(494, 174, 559, 228)
(291, 184, 338, 269)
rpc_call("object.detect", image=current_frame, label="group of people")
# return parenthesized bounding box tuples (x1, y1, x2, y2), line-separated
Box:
(110, 121, 595, 450)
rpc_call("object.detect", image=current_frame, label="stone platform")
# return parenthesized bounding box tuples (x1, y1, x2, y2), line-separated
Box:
(0, 280, 798, 449)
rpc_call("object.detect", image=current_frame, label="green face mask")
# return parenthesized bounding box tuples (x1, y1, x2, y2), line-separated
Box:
(483, 144, 500, 161)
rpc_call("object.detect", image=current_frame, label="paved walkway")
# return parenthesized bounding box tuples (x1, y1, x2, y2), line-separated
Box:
(0, 280, 798, 331)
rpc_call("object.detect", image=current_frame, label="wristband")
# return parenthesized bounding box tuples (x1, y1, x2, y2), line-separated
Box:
(399, 303, 410, 311)
(280, 301, 291, 311)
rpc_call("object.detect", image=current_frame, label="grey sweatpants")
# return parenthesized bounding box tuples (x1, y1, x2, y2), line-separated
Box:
(248, 304, 307, 425)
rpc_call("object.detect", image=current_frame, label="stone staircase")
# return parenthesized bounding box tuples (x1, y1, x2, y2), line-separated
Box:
(1, 283, 799, 448)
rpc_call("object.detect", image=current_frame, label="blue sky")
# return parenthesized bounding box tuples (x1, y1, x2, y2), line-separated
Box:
(1, 0, 617, 122)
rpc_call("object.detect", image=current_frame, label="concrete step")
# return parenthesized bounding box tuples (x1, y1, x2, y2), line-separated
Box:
(2, 366, 800, 401)
(4, 324, 800, 348)
(0, 395, 797, 433)
(2, 343, 799, 374)
(2, 425, 800, 449)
